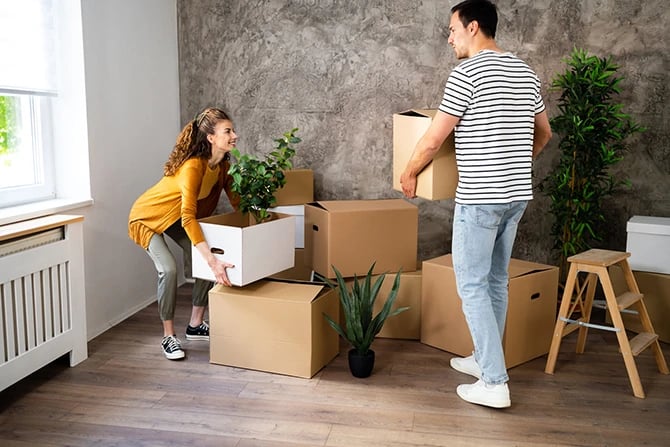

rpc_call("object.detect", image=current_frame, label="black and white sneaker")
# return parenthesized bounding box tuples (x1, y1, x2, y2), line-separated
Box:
(185, 321, 209, 341)
(161, 334, 185, 360)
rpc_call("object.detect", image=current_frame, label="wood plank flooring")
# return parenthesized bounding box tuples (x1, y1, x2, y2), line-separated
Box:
(2, 283, 669, 446)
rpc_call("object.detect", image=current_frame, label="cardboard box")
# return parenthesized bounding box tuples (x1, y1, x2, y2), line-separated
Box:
(392, 109, 458, 200)
(304, 199, 418, 279)
(273, 169, 314, 206)
(192, 211, 295, 286)
(421, 254, 559, 368)
(268, 205, 305, 248)
(626, 216, 670, 274)
(269, 248, 314, 282)
(608, 266, 670, 343)
(340, 269, 422, 340)
(209, 279, 340, 378)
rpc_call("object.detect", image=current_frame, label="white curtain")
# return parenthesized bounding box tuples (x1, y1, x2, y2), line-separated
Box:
(0, 0, 58, 95)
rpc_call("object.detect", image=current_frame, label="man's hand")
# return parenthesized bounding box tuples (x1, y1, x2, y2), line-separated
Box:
(400, 170, 417, 199)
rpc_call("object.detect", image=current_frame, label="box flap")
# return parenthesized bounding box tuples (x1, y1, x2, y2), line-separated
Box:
(508, 258, 557, 279)
(222, 279, 326, 303)
(396, 109, 437, 119)
(627, 215, 670, 235)
(309, 199, 416, 213)
(422, 254, 557, 279)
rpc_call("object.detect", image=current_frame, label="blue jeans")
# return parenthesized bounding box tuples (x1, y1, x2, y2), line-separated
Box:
(452, 201, 528, 385)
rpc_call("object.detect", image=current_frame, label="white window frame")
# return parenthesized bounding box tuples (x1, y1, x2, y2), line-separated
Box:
(0, 93, 56, 207)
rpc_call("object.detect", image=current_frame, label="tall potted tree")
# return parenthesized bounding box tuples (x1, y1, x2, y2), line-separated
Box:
(318, 263, 409, 378)
(539, 48, 644, 280)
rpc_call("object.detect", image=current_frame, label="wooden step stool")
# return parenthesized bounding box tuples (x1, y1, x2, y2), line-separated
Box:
(544, 249, 668, 398)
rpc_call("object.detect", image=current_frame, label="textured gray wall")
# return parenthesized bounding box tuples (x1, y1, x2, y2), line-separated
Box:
(177, 0, 670, 265)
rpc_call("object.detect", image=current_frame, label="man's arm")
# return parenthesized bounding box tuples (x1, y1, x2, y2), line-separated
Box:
(532, 110, 552, 159)
(400, 111, 460, 198)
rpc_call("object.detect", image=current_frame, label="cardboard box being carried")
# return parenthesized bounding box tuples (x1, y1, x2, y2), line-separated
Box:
(273, 169, 314, 206)
(392, 109, 458, 200)
(192, 211, 295, 286)
(421, 254, 559, 368)
(209, 279, 339, 378)
(304, 199, 418, 279)
(626, 216, 670, 275)
(608, 266, 670, 344)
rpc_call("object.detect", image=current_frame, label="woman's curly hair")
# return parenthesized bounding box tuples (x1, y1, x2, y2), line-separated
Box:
(163, 107, 231, 176)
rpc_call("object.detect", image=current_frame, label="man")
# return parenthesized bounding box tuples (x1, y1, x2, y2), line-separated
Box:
(401, 0, 552, 408)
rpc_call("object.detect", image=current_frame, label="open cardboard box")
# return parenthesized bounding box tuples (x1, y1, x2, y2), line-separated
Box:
(192, 211, 295, 286)
(392, 109, 458, 200)
(209, 279, 339, 378)
(421, 254, 559, 368)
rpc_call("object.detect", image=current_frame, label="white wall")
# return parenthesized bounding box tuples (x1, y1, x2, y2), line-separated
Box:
(76, 0, 181, 338)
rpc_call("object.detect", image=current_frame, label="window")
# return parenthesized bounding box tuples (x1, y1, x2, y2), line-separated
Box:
(0, 0, 90, 220)
(0, 0, 58, 208)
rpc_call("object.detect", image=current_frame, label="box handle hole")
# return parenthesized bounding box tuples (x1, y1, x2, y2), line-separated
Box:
(211, 247, 225, 255)
(531, 292, 540, 300)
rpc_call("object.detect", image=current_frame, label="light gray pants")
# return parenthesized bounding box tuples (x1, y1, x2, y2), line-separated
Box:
(146, 221, 213, 321)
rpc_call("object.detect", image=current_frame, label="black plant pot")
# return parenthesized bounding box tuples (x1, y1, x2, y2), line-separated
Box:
(348, 348, 375, 378)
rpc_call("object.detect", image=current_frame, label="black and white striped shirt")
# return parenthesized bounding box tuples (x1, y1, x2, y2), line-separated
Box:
(439, 50, 545, 204)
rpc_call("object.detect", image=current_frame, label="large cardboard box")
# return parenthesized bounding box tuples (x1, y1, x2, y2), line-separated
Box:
(268, 205, 305, 248)
(273, 169, 314, 206)
(392, 109, 458, 200)
(421, 254, 559, 368)
(340, 269, 422, 340)
(608, 266, 670, 343)
(626, 216, 670, 274)
(192, 211, 295, 286)
(209, 280, 340, 378)
(304, 199, 418, 279)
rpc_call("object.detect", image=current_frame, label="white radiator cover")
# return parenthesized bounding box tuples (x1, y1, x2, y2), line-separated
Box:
(0, 214, 87, 391)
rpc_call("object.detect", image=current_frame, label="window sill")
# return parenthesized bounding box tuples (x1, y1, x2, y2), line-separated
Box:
(0, 198, 94, 227)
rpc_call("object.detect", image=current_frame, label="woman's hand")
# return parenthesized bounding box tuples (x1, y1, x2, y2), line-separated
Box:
(195, 241, 235, 286)
(208, 257, 235, 287)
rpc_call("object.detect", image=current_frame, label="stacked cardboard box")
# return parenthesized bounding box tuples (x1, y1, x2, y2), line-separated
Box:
(606, 216, 670, 343)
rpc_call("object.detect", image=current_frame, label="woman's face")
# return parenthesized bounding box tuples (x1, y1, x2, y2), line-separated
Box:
(207, 119, 237, 163)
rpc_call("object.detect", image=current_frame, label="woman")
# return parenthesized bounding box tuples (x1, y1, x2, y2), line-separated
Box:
(128, 107, 239, 360)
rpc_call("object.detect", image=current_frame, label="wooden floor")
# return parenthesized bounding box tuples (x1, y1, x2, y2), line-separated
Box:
(2, 284, 670, 447)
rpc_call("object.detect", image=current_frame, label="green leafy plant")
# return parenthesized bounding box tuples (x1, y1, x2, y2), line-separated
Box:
(539, 48, 644, 279)
(318, 263, 409, 355)
(228, 128, 301, 223)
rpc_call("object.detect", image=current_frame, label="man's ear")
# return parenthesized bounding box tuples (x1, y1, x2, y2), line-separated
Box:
(469, 20, 479, 35)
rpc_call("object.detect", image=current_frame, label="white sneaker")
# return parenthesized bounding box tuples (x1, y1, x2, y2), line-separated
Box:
(450, 354, 482, 379)
(456, 379, 511, 408)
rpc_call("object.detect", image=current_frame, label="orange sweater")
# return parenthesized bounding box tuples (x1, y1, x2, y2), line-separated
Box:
(128, 157, 238, 249)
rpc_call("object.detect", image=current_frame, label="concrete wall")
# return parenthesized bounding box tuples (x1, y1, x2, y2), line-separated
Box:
(177, 0, 670, 265)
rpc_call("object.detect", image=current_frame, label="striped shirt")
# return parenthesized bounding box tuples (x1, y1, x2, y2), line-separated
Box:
(439, 50, 545, 204)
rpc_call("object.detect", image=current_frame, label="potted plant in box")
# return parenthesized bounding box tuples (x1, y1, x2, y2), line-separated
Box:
(228, 128, 301, 223)
(318, 263, 409, 378)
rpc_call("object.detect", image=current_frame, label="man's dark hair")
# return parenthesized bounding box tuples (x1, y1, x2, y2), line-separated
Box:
(451, 0, 498, 39)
